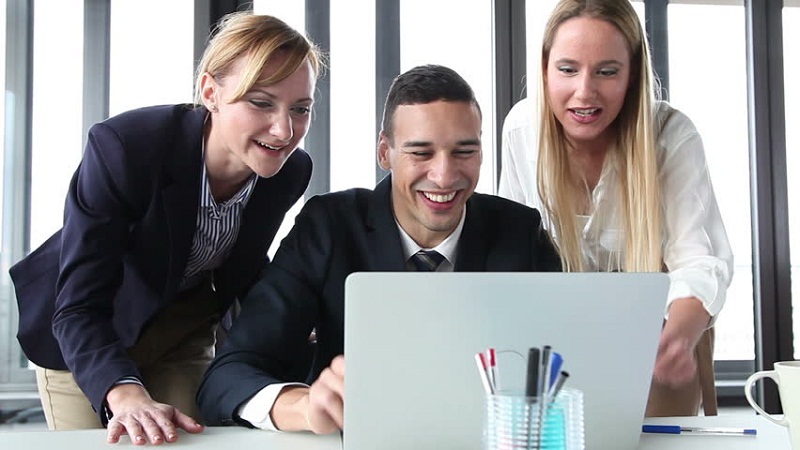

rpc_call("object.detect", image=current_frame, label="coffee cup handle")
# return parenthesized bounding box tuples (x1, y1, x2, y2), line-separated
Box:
(745, 370, 788, 427)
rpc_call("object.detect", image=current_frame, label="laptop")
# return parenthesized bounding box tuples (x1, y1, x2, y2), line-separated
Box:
(343, 272, 668, 450)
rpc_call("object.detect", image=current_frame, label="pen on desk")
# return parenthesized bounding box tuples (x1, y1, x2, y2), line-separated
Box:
(525, 347, 541, 398)
(474, 353, 494, 394)
(642, 425, 757, 436)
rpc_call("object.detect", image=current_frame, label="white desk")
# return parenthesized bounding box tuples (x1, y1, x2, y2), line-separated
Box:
(640, 416, 790, 450)
(0, 416, 789, 449)
(0, 426, 341, 449)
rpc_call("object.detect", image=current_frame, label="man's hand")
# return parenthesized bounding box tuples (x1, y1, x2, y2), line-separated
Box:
(105, 384, 204, 445)
(652, 297, 710, 388)
(307, 355, 345, 433)
(271, 355, 345, 433)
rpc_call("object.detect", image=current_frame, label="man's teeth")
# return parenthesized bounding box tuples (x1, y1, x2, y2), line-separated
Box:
(423, 192, 456, 203)
(257, 141, 281, 150)
(573, 108, 598, 117)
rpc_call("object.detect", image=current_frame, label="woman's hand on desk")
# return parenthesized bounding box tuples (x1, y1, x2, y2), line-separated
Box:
(271, 355, 345, 434)
(653, 297, 711, 388)
(105, 384, 204, 445)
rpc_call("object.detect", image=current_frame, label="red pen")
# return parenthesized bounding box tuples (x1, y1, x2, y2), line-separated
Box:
(474, 353, 494, 394)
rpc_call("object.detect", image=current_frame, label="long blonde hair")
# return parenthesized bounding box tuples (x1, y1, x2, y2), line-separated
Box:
(194, 12, 323, 105)
(536, 0, 661, 273)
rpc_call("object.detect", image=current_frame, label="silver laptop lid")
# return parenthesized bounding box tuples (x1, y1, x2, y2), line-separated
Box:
(343, 272, 667, 450)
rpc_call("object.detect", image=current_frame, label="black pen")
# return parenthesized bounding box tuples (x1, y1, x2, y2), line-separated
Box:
(525, 347, 541, 398)
(548, 370, 570, 403)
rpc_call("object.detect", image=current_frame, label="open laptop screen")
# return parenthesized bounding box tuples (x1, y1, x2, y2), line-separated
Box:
(344, 272, 667, 450)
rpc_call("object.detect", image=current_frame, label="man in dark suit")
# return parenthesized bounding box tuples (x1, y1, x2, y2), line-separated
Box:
(196, 64, 561, 433)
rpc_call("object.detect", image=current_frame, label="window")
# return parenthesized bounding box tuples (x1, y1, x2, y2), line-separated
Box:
(30, 0, 84, 250)
(109, 0, 194, 116)
(784, 1, 800, 358)
(329, 2, 376, 191)
(668, 2, 753, 361)
(253, 1, 305, 32)
(0, 0, 6, 228)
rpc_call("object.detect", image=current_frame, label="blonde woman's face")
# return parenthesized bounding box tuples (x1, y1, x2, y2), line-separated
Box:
(204, 52, 315, 180)
(544, 16, 631, 149)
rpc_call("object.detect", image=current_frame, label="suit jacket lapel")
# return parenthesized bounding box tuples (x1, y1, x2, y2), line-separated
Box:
(161, 107, 206, 295)
(454, 196, 489, 272)
(367, 175, 407, 272)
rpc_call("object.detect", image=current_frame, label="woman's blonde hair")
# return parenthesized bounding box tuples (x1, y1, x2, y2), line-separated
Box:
(536, 0, 661, 273)
(194, 12, 323, 105)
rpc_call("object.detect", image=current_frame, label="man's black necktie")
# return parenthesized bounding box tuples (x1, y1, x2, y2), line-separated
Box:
(410, 250, 445, 272)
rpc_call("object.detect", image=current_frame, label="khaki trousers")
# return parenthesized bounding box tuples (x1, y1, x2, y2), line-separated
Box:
(645, 327, 717, 416)
(35, 282, 220, 430)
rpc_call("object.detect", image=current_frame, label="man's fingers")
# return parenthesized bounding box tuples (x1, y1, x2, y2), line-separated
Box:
(330, 355, 346, 377)
(324, 394, 345, 429)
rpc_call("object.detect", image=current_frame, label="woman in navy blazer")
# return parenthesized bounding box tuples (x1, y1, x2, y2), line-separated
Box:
(9, 12, 320, 444)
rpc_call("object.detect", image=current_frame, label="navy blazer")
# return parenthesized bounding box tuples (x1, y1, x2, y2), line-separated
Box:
(9, 104, 312, 414)
(196, 175, 561, 426)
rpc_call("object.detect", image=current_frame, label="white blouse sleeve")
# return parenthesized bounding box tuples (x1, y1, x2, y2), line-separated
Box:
(498, 98, 540, 209)
(657, 105, 734, 318)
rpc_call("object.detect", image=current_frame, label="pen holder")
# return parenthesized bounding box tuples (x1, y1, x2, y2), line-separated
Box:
(483, 388, 584, 450)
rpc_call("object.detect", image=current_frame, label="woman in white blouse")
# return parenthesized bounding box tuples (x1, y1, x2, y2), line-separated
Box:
(499, 0, 733, 416)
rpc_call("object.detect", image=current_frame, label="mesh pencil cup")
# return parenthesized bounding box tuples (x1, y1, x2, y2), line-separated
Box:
(483, 388, 585, 450)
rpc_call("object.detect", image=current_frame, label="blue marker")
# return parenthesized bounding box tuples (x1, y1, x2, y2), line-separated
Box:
(548, 352, 563, 390)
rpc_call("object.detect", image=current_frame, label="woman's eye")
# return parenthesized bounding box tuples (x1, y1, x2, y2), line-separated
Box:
(250, 100, 272, 108)
(293, 106, 312, 115)
(598, 68, 619, 76)
(558, 66, 577, 75)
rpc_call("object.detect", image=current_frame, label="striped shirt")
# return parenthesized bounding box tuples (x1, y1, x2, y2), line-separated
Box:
(180, 159, 258, 288)
(109, 144, 258, 398)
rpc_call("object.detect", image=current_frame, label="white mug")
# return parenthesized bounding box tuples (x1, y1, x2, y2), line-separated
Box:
(745, 361, 800, 449)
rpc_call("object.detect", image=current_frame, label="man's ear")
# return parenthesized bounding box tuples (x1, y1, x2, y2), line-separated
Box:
(377, 132, 391, 171)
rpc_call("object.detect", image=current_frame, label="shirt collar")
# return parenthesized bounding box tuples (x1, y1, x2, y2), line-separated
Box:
(396, 206, 466, 268)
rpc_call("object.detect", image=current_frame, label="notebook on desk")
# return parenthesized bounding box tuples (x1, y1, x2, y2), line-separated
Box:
(342, 272, 668, 450)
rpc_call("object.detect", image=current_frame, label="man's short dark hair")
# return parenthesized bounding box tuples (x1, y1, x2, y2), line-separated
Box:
(380, 64, 481, 140)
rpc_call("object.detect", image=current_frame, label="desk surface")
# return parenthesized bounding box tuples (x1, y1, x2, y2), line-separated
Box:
(0, 415, 788, 449)
(641, 415, 789, 450)
(0, 426, 342, 449)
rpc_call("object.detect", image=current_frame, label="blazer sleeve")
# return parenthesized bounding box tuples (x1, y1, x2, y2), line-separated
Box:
(197, 196, 334, 426)
(52, 122, 152, 413)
